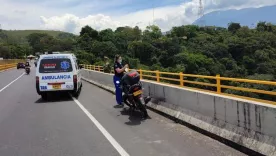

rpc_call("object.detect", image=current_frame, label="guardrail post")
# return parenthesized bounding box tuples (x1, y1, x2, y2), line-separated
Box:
(139, 69, 143, 79)
(180, 72, 184, 86)
(216, 74, 221, 93)
(156, 70, 160, 82)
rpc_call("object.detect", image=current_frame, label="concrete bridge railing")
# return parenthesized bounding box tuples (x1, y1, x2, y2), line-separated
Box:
(81, 69, 276, 156)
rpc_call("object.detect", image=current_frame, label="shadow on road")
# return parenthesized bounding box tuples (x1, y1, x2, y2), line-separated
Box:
(113, 105, 124, 109)
(35, 93, 73, 104)
(120, 107, 151, 126)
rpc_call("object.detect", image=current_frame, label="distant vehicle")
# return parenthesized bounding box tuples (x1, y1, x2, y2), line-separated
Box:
(34, 59, 38, 67)
(25, 67, 30, 74)
(35, 53, 83, 100)
(17, 63, 25, 69)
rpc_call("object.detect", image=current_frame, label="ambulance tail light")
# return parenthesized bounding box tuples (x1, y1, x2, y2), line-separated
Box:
(36, 76, 39, 84)
(73, 75, 77, 83)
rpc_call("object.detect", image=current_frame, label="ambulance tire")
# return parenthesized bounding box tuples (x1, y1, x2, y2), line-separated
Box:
(41, 93, 48, 101)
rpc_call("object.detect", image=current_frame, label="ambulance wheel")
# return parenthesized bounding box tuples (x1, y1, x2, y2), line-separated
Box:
(41, 93, 48, 101)
(72, 89, 80, 98)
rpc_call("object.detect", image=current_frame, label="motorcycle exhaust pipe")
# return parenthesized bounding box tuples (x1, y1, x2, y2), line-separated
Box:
(138, 96, 146, 105)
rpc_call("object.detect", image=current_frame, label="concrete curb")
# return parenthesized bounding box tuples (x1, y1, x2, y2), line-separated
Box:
(82, 77, 115, 94)
(82, 77, 275, 156)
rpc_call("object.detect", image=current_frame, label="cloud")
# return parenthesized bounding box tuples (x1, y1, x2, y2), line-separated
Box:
(1, 0, 276, 33)
(40, 14, 122, 34)
(40, 1, 198, 33)
(13, 10, 27, 15)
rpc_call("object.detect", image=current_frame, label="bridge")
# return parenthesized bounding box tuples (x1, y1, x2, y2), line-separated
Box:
(0, 63, 275, 156)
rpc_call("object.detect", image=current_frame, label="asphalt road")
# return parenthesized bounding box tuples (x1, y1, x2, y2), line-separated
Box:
(0, 67, 246, 156)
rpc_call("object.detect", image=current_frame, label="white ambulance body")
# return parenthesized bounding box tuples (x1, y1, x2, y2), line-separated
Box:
(36, 53, 82, 100)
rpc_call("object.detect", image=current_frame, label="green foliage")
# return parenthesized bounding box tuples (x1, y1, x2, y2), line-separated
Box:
(228, 22, 241, 33)
(2, 22, 276, 101)
(73, 50, 95, 64)
(0, 29, 75, 59)
(80, 25, 99, 40)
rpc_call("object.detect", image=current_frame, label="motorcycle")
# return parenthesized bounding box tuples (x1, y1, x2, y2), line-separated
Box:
(120, 68, 151, 118)
(25, 67, 30, 75)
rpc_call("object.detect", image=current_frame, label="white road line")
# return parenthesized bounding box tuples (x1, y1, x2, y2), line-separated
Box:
(71, 97, 130, 156)
(0, 73, 25, 93)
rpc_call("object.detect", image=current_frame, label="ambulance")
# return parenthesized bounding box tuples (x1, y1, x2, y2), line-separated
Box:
(36, 53, 82, 100)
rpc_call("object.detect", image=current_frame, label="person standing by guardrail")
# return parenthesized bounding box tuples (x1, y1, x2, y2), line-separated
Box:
(103, 56, 112, 73)
(113, 54, 128, 106)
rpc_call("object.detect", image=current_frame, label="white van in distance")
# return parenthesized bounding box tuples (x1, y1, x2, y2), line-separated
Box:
(36, 53, 82, 100)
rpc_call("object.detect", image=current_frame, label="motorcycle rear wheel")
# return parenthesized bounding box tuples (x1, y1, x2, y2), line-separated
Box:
(137, 101, 148, 118)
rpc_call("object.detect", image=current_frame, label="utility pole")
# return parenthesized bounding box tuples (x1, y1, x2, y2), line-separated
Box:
(152, 4, 155, 25)
(198, 0, 205, 27)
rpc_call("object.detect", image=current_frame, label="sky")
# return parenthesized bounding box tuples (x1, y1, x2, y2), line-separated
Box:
(0, 0, 276, 34)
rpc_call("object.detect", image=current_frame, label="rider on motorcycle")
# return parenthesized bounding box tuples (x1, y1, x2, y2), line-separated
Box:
(25, 61, 31, 74)
(25, 61, 31, 68)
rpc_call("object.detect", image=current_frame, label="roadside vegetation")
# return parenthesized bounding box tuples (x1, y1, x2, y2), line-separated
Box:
(1, 22, 276, 100)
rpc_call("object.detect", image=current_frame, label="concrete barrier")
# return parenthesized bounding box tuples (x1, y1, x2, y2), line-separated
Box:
(81, 69, 276, 156)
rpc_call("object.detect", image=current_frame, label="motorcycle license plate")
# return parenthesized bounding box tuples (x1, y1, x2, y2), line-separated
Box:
(133, 90, 142, 96)
(52, 84, 61, 89)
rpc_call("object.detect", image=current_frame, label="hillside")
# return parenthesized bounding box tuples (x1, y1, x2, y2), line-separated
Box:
(3, 30, 69, 37)
(193, 5, 276, 27)
(1, 30, 75, 43)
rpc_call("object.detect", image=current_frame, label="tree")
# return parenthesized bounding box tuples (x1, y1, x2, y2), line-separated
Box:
(27, 33, 50, 52)
(143, 25, 162, 42)
(228, 22, 241, 33)
(127, 41, 156, 65)
(73, 50, 95, 64)
(91, 41, 118, 58)
(80, 25, 98, 40)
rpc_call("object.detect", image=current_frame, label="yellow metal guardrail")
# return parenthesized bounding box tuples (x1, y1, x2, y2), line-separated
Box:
(83, 64, 104, 72)
(0, 63, 18, 71)
(0, 59, 25, 71)
(81, 64, 276, 105)
(0, 59, 24, 65)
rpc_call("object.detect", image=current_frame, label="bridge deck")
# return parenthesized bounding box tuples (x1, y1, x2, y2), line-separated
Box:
(0, 68, 245, 156)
